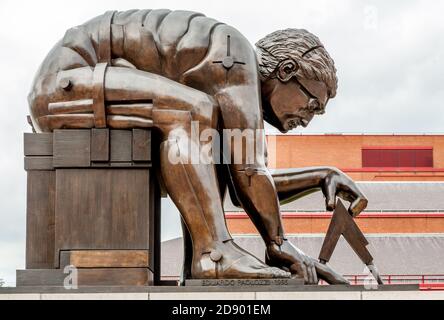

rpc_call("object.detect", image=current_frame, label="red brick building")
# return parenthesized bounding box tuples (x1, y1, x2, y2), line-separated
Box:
(163, 134, 444, 284)
(227, 134, 444, 235)
(267, 134, 444, 181)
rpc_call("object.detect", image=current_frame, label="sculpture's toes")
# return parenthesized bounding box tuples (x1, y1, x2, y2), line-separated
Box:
(191, 240, 291, 279)
(264, 267, 291, 279)
(221, 255, 291, 279)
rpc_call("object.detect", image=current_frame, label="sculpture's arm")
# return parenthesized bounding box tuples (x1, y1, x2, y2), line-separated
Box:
(272, 167, 368, 216)
(31, 65, 216, 132)
(216, 85, 329, 284)
(216, 83, 302, 252)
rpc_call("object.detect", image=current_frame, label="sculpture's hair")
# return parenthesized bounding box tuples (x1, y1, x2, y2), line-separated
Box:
(256, 29, 338, 98)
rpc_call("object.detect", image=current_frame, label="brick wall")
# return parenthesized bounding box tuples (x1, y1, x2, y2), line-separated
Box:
(266, 134, 444, 181)
(226, 212, 444, 234)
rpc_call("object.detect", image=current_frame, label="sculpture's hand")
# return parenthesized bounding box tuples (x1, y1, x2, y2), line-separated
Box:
(266, 240, 350, 285)
(322, 168, 368, 217)
(267, 241, 317, 284)
(43, 101, 154, 130)
(105, 103, 154, 129)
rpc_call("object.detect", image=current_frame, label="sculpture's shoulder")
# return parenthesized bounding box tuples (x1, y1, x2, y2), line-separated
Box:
(181, 23, 260, 94)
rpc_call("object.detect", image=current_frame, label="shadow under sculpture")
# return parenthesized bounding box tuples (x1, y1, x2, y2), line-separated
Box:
(28, 9, 370, 285)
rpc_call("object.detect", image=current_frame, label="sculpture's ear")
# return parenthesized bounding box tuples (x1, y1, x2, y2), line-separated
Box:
(277, 59, 299, 82)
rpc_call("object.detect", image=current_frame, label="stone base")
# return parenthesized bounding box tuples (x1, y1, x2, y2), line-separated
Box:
(16, 268, 154, 287)
(2, 284, 440, 300)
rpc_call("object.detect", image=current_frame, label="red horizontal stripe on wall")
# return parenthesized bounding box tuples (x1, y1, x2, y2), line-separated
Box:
(225, 212, 444, 219)
(341, 168, 444, 172)
(419, 283, 444, 291)
(362, 146, 433, 150)
(362, 149, 433, 168)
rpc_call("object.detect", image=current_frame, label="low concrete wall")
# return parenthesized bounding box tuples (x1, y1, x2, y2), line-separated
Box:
(0, 285, 442, 300)
(1, 291, 444, 300)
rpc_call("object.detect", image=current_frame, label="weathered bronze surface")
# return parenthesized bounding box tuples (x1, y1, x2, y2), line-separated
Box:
(27, 9, 370, 284)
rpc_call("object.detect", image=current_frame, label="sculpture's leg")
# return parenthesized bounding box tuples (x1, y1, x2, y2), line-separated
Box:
(181, 163, 230, 283)
(157, 125, 289, 279)
(179, 218, 192, 284)
(229, 165, 348, 284)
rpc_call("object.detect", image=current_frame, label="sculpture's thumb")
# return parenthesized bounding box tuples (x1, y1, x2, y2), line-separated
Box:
(324, 178, 337, 211)
(349, 197, 368, 217)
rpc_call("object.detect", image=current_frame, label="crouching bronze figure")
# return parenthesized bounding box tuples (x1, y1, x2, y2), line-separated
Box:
(28, 9, 368, 284)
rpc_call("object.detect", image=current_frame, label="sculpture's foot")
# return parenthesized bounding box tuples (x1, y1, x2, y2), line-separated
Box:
(266, 240, 350, 285)
(192, 240, 291, 279)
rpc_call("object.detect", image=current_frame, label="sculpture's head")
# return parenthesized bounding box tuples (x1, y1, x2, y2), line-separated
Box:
(256, 29, 338, 133)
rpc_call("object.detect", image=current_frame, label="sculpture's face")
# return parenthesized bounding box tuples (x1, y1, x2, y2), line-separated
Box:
(261, 60, 330, 133)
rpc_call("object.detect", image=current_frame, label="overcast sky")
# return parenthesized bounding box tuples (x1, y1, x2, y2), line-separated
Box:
(0, 0, 443, 286)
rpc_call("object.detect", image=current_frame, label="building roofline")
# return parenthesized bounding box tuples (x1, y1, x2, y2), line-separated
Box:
(225, 211, 444, 218)
(354, 181, 444, 184)
(266, 132, 444, 136)
(230, 233, 444, 238)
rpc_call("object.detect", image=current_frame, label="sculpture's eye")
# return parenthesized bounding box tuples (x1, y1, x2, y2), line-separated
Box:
(310, 99, 320, 109)
(308, 99, 324, 114)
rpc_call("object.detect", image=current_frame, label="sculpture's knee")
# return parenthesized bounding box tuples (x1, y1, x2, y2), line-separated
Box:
(29, 67, 95, 132)
(153, 94, 219, 137)
(160, 137, 188, 167)
(192, 94, 219, 129)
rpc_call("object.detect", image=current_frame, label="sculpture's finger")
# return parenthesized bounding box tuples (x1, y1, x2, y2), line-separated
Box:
(38, 114, 95, 130)
(305, 261, 314, 284)
(302, 264, 309, 284)
(290, 262, 308, 284)
(349, 197, 368, 217)
(49, 99, 94, 115)
(312, 264, 318, 284)
(107, 115, 154, 129)
(106, 103, 153, 119)
(337, 190, 355, 203)
(323, 178, 337, 211)
(314, 261, 350, 285)
(306, 261, 317, 284)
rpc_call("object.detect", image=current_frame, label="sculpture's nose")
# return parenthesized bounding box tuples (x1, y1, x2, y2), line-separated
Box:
(301, 119, 310, 127)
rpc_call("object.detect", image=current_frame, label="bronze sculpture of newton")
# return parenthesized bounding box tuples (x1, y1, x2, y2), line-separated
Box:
(28, 9, 370, 285)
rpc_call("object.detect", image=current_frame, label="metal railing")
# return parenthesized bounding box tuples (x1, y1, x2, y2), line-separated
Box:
(342, 274, 444, 285)
(162, 274, 444, 285)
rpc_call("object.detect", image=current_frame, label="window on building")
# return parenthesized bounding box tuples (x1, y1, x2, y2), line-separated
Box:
(362, 147, 433, 168)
